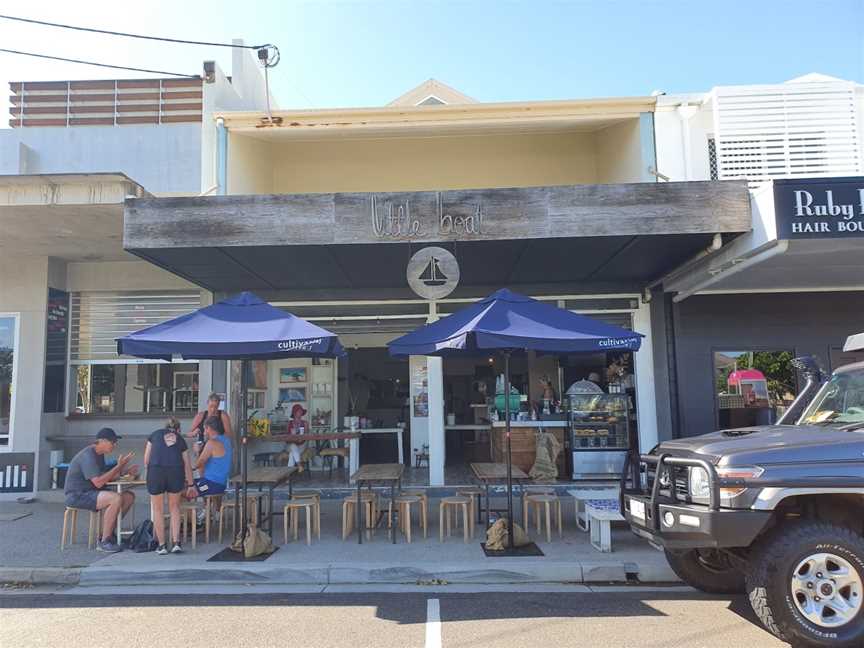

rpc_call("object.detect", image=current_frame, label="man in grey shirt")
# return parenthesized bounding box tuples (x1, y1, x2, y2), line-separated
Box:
(64, 428, 139, 552)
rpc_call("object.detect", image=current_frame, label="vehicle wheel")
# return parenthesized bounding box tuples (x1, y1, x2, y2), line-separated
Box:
(664, 549, 745, 594)
(746, 521, 864, 647)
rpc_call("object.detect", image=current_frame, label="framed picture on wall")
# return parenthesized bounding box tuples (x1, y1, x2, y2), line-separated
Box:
(279, 367, 307, 383)
(278, 387, 306, 403)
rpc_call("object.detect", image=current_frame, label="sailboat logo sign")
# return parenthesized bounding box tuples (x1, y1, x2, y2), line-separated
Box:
(407, 247, 460, 300)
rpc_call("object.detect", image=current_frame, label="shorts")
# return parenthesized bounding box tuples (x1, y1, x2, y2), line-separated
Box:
(193, 478, 226, 497)
(65, 490, 101, 511)
(147, 465, 185, 495)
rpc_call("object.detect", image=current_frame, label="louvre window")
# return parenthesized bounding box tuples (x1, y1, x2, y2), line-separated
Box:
(69, 291, 202, 416)
(712, 79, 862, 186)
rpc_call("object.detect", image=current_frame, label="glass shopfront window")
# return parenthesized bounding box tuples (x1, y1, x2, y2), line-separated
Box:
(0, 315, 18, 445)
(72, 362, 198, 416)
(714, 350, 796, 429)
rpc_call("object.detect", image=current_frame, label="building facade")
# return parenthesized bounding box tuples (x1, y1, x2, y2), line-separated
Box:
(2, 69, 862, 494)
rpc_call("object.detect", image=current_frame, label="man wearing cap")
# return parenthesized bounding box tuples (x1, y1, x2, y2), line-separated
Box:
(64, 428, 139, 553)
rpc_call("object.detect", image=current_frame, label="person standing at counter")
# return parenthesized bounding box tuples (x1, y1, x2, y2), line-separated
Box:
(538, 374, 558, 414)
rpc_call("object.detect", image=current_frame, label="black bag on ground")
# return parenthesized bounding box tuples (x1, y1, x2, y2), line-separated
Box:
(124, 519, 157, 552)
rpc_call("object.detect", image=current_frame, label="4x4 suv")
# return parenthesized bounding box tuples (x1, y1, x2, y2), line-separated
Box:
(624, 344, 864, 647)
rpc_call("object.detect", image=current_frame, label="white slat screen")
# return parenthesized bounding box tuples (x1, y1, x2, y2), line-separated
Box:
(712, 80, 862, 185)
(70, 291, 202, 361)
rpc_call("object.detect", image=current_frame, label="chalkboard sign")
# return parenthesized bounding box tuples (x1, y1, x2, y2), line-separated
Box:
(46, 288, 69, 363)
(44, 288, 69, 413)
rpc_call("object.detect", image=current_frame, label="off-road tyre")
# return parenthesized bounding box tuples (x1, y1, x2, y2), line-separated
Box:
(746, 521, 864, 647)
(663, 548, 745, 594)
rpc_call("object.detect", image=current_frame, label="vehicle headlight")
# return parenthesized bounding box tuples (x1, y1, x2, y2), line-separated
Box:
(717, 466, 764, 499)
(689, 467, 710, 498)
(689, 465, 764, 500)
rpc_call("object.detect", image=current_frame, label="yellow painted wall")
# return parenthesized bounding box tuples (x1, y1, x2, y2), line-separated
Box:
(269, 132, 599, 193)
(594, 120, 644, 184)
(228, 133, 274, 195)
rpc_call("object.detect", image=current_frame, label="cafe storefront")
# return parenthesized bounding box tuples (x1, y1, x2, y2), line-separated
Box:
(123, 179, 751, 486)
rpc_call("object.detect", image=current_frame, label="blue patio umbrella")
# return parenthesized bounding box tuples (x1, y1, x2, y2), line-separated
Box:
(388, 288, 643, 550)
(117, 291, 345, 360)
(118, 292, 344, 551)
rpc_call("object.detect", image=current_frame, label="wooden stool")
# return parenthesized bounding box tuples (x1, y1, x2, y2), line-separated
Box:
(291, 491, 321, 540)
(402, 490, 429, 538)
(456, 487, 483, 525)
(201, 495, 222, 544)
(319, 447, 350, 478)
(61, 507, 102, 550)
(180, 502, 199, 549)
(218, 495, 262, 543)
(522, 487, 555, 530)
(525, 494, 562, 543)
(386, 495, 424, 543)
(283, 499, 315, 545)
(439, 496, 471, 543)
(341, 493, 377, 540)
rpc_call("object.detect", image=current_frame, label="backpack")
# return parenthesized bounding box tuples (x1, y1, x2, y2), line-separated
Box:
(125, 519, 157, 553)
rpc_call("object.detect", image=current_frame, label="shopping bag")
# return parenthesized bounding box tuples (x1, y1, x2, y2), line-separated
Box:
(230, 525, 275, 558)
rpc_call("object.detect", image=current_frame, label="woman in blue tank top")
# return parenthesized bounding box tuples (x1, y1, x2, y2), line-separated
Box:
(192, 415, 233, 497)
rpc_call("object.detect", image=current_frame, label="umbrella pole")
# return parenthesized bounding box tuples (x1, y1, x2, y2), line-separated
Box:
(504, 351, 515, 551)
(239, 359, 249, 553)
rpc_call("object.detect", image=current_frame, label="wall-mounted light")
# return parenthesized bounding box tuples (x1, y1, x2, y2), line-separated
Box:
(203, 61, 216, 84)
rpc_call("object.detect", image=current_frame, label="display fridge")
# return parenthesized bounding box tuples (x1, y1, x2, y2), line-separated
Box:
(568, 391, 632, 479)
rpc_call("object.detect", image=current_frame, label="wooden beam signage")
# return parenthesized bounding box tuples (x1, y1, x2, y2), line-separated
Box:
(124, 180, 751, 250)
(774, 176, 864, 239)
(333, 188, 548, 244)
(371, 193, 484, 239)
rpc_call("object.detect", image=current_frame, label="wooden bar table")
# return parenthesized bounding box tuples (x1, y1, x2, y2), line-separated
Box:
(350, 463, 404, 545)
(229, 466, 298, 536)
(470, 462, 530, 531)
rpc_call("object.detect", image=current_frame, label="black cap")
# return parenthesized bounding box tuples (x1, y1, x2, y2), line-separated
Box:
(96, 427, 121, 442)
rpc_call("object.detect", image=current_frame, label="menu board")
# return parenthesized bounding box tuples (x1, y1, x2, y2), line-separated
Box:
(45, 289, 70, 364)
(43, 289, 70, 413)
(411, 361, 428, 417)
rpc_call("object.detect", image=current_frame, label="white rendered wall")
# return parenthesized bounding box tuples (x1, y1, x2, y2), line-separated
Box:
(0, 255, 49, 493)
(0, 124, 201, 196)
(654, 94, 713, 182)
(633, 299, 658, 452)
(67, 260, 199, 292)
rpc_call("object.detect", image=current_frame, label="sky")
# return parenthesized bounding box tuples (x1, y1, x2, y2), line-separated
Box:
(0, 0, 862, 117)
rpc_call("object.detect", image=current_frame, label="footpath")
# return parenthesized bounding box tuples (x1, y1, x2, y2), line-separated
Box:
(0, 493, 677, 588)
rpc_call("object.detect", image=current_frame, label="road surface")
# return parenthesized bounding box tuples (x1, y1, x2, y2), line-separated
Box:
(0, 585, 786, 648)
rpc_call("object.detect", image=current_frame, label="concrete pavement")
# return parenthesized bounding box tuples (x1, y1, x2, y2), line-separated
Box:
(1, 493, 677, 587)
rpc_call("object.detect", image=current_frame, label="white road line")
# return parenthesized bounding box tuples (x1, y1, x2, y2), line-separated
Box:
(426, 598, 442, 648)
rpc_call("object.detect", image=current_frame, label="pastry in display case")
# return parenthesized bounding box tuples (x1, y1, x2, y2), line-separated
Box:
(567, 391, 632, 479)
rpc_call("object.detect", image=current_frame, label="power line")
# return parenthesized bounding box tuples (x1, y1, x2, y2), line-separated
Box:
(0, 13, 273, 51)
(0, 48, 198, 78)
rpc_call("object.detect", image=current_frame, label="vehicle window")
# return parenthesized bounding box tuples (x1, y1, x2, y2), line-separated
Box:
(801, 369, 864, 425)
